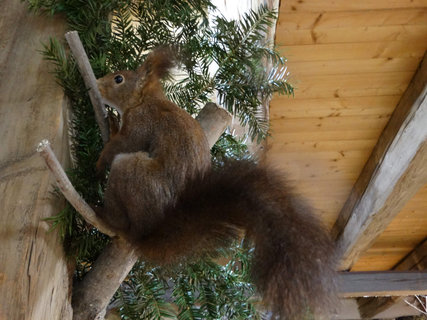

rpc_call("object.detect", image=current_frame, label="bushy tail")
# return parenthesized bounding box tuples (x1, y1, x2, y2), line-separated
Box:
(135, 160, 338, 319)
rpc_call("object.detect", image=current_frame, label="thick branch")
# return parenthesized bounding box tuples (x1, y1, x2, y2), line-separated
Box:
(65, 31, 109, 144)
(72, 239, 138, 320)
(196, 102, 232, 147)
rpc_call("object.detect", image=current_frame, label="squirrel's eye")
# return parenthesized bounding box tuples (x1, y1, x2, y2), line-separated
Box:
(114, 75, 124, 84)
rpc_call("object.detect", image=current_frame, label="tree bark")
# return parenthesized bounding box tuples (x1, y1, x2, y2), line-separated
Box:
(65, 31, 110, 144)
(0, 1, 72, 319)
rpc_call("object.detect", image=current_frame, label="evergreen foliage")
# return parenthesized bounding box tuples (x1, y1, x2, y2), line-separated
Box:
(27, 0, 293, 318)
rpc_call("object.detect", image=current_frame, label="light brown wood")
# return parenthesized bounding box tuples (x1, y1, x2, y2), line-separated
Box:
(270, 115, 391, 133)
(286, 58, 421, 76)
(276, 24, 427, 46)
(289, 72, 414, 99)
(279, 42, 427, 62)
(334, 54, 427, 270)
(270, 96, 400, 119)
(352, 187, 427, 271)
(281, 0, 427, 12)
(339, 271, 427, 298)
(269, 0, 427, 278)
(0, 1, 72, 319)
(277, 9, 427, 30)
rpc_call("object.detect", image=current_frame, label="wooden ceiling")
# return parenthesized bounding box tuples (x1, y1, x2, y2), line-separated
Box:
(267, 0, 427, 275)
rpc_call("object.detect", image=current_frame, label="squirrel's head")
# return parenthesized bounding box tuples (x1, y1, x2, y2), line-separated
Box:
(97, 46, 174, 114)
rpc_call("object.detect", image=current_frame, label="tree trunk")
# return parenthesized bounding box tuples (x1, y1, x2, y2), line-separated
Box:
(0, 1, 72, 319)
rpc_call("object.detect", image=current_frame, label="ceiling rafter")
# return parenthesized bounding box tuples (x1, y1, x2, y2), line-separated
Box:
(339, 271, 427, 298)
(332, 52, 427, 271)
(357, 238, 427, 318)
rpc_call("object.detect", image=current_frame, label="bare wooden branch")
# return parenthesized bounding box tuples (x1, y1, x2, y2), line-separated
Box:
(65, 31, 109, 144)
(37, 139, 115, 237)
(72, 239, 138, 320)
(195, 102, 232, 147)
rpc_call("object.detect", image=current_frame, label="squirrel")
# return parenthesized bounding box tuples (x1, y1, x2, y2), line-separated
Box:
(95, 47, 338, 319)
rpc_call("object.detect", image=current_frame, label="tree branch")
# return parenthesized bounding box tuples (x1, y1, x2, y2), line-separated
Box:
(65, 31, 110, 144)
(37, 140, 115, 237)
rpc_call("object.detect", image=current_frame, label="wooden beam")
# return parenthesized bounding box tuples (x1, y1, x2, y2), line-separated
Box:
(357, 238, 427, 318)
(339, 271, 427, 298)
(332, 53, 427, 270)
(394, 238, 427, 271)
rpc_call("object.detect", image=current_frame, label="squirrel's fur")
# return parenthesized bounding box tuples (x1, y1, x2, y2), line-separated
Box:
(96, 47, 338, 319)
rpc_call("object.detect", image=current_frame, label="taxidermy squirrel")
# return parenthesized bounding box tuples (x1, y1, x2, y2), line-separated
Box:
(96, 47, 338, 319)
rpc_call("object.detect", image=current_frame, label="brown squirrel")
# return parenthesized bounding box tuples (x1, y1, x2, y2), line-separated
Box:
(95, 48, 338, 319)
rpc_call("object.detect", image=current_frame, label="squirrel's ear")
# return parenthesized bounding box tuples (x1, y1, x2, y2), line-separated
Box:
(137, 46, 174, 81)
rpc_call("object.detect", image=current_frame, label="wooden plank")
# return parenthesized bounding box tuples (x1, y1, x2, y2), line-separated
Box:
(279, 42, 427, 62)
(270, 96, 399, 119)
(281, 0, 427, 13)
(277, 9, 427, 30)
(276, 24, 427, 45)
(269, 128, 385, 142)
(333, 54, 427, 270)
(357, 239, 427, 318)
(350, 184, 427, 271)
(270, 115, 391, 133)
(289, 72, 413, 99)
(339, 271, 427, 298)
(287, 57, 421, 76)
(267, 139, 376, 152)
(395, 238, 427, 271)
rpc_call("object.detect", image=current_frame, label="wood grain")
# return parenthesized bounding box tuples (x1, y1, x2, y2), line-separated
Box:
(281, 0, 427, 12)
(277, 9, 427, 30)
(270, 96, 399, 119)
(333, 54, 427, 270)
(357, 238, 427, 318)
(339, 271, 427, 298)
(289, 72, 413, 99)
(279, 42, 427, 62)
(276, 24, 427, 45)
(0, 1, 72, 319)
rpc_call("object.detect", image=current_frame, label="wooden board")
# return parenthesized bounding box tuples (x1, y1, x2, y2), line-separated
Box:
(279, 42, 427, 62)
(333, 54, 427, 270)
(339, 271, 427, 298)
(270, 96, 399, 119)
(351, 185, 427, 271)
(281, 0, 427, 12)
(268, 0, 427, 273)
(277, 25, 427, 45)
(278, 9, 427, 30)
